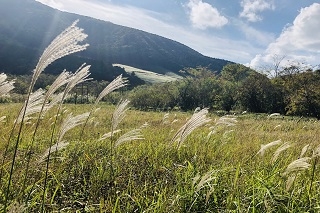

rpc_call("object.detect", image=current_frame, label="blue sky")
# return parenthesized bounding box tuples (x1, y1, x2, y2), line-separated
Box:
(36, 0, 320, 70)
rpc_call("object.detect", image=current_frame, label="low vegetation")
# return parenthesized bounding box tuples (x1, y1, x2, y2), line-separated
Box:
(1, 103, 320, 212)
(1, 21, 320, 212)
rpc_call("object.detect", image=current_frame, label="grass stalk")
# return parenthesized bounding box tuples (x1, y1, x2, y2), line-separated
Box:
(308, 156, 318, 197)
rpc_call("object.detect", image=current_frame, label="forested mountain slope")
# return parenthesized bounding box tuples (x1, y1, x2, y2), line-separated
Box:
(0, 0, 232, 81)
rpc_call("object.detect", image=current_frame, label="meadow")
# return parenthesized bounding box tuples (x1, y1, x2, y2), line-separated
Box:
(1, 21, 320, 212)
(1, 102, 320, 212)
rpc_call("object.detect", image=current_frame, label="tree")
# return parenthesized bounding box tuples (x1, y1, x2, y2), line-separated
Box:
(237, 72, 276, 113)
(271, 62, 320, 118)
(220, 63, 253, 82)
(218, 63, 257, 112)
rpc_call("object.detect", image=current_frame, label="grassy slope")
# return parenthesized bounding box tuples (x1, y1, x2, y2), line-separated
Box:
(0, 103, 320, 212)
(113, 64, 183, 84)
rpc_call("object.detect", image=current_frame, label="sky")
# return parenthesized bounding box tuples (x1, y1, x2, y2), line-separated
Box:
(35, 0, 320, 70)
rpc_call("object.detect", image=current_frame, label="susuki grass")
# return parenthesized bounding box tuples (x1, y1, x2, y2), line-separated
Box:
(1, 103, 320, 211)
(1, 21, 320, 212)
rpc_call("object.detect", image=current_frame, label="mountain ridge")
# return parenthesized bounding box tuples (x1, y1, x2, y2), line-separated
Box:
(0, 0, 233, 82)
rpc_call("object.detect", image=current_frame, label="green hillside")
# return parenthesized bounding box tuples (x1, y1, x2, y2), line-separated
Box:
(0, 0, 232, 82)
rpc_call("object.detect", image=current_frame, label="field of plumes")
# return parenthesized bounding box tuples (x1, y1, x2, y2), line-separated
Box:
(1, 103, 320, 212)
(2, 21, 320, 212)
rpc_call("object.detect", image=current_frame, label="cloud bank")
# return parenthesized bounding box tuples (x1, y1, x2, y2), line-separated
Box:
(250, 3, 320, 68)
(186, 0, 228, 29)
(240, 0, 275, 22)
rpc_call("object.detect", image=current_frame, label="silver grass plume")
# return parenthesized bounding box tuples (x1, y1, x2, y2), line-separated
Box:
(45, 92, 65, 110)
(80, 75, 128, 137)
(45, 70, 72, 100)
(256, 139, 282, 156)
(300, 144, 310, 158)
(64, 64, 91, 96)
(282, 157, 311, 176)
(215, 116, 237, 126)
(16, 89, 45, 123)
(162, 113, 170, 124)
(171, 108, 211, 149)
(114, 128, 144, 148)
(272, 142, 291, 163)
(36, 93, 65, 118)
(192, 170, 216, 204)
(0, 73, 6, 83)
(99, 129, 122, 141)
(0, 73, 15, 96)
(0, 116, 6, 123)
(57, 112, 90, 143)
(31, 20, 88, 89)
(112, 99, 130, 132)
(268, 113, 281, 118)
(4, 20, 88, 212)
(207, 116, 237, 142)
(193, 170, 216, 193)
(285, 174, 297, 191)
(38, 141, 69, 163)
(140, 122, 149, 129)
(32, 71, 72, 137)
(95, 74, 128, 104)
(312, 144, 320, 158)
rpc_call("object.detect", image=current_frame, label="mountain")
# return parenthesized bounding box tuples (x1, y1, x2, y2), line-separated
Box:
(0, 0, 232, 82)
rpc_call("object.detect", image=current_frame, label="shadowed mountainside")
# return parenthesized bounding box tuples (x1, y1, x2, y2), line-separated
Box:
(0, 0, 233, 82)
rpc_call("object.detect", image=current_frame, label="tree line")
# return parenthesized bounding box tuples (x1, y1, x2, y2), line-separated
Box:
(4, 63, 320, 118)
(128, 63, 320, 118)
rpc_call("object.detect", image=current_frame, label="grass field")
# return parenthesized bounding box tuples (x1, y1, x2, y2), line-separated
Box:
(1, 21, 319, 212)
(1, 103, 320, 212)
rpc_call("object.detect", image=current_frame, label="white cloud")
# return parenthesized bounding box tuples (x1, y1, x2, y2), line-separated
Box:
(240, 0, 274, 22)
(250, 3, 320, 68)
(186, 0, 228, 29)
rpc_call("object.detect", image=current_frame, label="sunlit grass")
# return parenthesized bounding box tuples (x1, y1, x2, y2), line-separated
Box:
(1, 103, 320, 212)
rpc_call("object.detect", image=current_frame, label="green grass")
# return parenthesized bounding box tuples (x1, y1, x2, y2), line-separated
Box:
(1, 103, 320, 212)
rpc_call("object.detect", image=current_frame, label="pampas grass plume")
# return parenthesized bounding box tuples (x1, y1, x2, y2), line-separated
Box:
(95, 74, 128, 104)
(171, 108, 211, 149)
(282, 157, 311, 176)
(16, 89, 45, 123)
(58, 112, 90, 143)
(272, 142, 291, 163)
(112, 99, 130, 132)
(64, 64, 91, 96)
(114, 128, 144, 148)
(257, 139, 282, 156)
(300, 144, 310, 158)
(0, 73, 15, 96)
(31, 20, 88, 88)
(38, 141, 69, 163)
